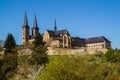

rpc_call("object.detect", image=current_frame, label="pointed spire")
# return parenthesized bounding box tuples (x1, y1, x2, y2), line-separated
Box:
(55, 19, 56, 27)
(33, 13, 38, 28)
(23, 11, 28, 26)
(54, 19, 57, 32)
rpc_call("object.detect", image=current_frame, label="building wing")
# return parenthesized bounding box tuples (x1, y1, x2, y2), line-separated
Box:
(85, 36, 111, 44)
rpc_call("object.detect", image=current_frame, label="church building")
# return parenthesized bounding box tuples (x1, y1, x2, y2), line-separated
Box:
(21, 13, 111, 51)
(43, 19, 71, 48)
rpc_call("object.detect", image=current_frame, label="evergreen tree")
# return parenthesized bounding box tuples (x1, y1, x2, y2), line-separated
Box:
(4, 33, 16, 53)
(0, 33, 18, 80)
(33, 33, 44, 47)
(30, 33, 48, 65)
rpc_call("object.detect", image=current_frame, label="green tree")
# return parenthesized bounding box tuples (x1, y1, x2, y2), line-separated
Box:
(30, 33, 48, 65)
(27, 33, 48, 80)
(4, 33, 16, 53)
(102, 49, 120, 62)
(33, 33, 44, 47)
(0, 33, 18, 80)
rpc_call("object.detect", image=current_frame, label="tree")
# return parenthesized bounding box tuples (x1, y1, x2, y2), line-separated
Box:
(103, 49, 120, 62)
(0, 33, 18, 80)
(33, 33, 44, 47)
(12, 34, 48, 80)
(27, 33, 48, 80)
(30, 33, 48, 65)
(4, 33, 16, 53)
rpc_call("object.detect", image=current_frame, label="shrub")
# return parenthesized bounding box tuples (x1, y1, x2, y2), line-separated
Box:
(103, 49, 120, 62)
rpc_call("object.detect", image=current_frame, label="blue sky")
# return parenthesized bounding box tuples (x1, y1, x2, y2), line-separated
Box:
(0, 0, 120, 48)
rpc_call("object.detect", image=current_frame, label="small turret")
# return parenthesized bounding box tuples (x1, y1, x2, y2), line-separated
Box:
(54, 19, 57, 32)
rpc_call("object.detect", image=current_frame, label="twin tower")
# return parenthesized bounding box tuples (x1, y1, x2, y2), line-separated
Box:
(22, 12, 39, 45)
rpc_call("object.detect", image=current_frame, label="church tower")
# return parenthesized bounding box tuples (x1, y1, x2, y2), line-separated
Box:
(32, 14, 39, 36)
(22, 12, 30, 45)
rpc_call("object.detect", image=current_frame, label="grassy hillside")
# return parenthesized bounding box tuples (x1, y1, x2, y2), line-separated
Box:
(1, 49, 120, 80)
(37, 49, 120, 80)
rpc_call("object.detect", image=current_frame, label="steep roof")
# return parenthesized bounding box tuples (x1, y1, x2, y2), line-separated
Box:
(22, 12, 29, 28)
(33, 14, 38, 28)
(71, 37, 85, 42)
(46, 29, 70, 36)
(85, 36, 111, 44)
(71, 37, 86, 47)
(56, 29, 70, 35)
(46, 30, 55, 37)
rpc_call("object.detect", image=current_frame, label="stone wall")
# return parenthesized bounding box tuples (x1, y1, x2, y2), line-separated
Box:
(17, 47, 108, 56)
(47, 47, 108, 55)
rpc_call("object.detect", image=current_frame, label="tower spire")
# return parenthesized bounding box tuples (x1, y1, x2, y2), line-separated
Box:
(23, 11, 28, 26)
(32, 13, 39, 36)
(22, 11, 30, 45)
(54, 19, 57, 32)
(33, 14, 38, 28)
